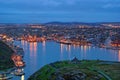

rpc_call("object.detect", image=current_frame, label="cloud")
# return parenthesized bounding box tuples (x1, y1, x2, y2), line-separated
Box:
(0, 0, 120, 23)
(31, 0, 80, 6)
(103, 3, 120, 8)
(0, 0, 80, 6)
(0, 0, 120, 14)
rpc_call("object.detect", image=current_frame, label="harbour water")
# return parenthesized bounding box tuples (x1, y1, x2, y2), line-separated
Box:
(13, 40, 120, 80)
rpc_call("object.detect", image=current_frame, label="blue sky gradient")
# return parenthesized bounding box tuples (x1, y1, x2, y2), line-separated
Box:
(0, 0, 120, 23)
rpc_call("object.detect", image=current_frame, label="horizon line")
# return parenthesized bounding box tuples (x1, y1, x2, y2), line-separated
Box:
(0, 21, 120, 24)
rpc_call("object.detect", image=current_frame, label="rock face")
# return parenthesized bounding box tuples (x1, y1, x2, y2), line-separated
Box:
(55, 70, 86, 80)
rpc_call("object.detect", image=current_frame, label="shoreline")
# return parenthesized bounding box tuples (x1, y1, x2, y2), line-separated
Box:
(16, 39, 120, 50)
(0, 40, 25, 79)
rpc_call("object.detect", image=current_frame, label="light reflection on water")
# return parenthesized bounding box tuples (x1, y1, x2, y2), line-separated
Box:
(21, 74, 24, 80)
(13, 40, 120, 80)
(42, 41, 46, 53)
(119, 50, 120, 61)
(60, 43, 64, 60)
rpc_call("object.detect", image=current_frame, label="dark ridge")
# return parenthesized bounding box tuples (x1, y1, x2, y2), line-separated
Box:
(0, 41, 14, 70)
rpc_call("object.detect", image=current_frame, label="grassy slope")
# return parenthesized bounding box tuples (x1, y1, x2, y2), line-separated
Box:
(0, 41, 14, 70)
(28, 60, 120, 80)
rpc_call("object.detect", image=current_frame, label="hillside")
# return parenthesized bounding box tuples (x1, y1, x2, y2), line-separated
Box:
(28, 60, 120, 80)
(0, 41, 14, 70)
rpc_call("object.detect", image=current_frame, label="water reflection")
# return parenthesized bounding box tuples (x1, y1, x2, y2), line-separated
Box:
(13, 41, 120, 80)
(67, 45, 71, 59)
(29, 42, 37, 69)
(118, 50, 120, 61)
(60, 44, 64, 60)
(21, 40, 24, 47)
(67, 45, 71, 52)
(21, 75, 25, 80)
(60, 44, 71, 60)
(60, 45, 92, 60)
(42, 41, 46, 47)
(33, 42, 37, 56)
(83, 45, 87, 52)
(42, 41, 46, 53)
(60, 43, 64, 53)
(29, 42, 37, 56)
(29, 43, 33, 57)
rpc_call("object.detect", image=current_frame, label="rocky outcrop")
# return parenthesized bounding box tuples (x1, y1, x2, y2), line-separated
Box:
(55, 70, 86, 80)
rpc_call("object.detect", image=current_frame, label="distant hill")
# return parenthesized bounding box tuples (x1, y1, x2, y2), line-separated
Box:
(45, 22, 86, 25)
(44, 22, 100, 28)
(45, 22, 100, 25)
(0, 22, 120, 28)
(0, 41, 14, 70)
(44, 22, 120, 28)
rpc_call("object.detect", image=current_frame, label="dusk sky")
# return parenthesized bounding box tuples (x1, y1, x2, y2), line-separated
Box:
(0, 0, 120, 23)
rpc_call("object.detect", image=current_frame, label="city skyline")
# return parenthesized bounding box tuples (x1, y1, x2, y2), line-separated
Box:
(0, 0, 120, 23)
